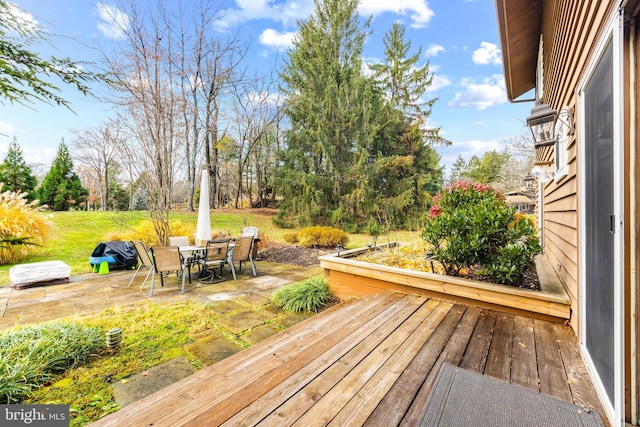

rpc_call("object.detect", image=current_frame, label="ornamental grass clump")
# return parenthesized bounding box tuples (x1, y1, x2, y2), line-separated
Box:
(272, 277, 336, 313)
(0, 322, 104, 403)
(421, 182, 540, 287)
(0, 185, 50, 264)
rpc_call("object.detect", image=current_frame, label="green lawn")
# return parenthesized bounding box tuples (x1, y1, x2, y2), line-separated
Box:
(0, 210, 419, 286)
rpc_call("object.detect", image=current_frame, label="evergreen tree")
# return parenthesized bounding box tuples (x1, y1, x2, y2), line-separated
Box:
(0, 138, 37, 200)
(277, 0, 375, 226)
(370, 22, 447, 146)
(359, 22, 445, 227)
(0, 1, 107, 110)
(37, 140, 88, 210)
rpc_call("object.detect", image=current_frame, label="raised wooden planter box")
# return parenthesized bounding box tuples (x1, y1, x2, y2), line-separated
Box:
(319, 244, 571, 321)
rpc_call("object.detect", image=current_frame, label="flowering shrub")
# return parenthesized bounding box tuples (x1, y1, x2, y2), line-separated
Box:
(421, 182, 540, 286)
(284, 226, 349, 249)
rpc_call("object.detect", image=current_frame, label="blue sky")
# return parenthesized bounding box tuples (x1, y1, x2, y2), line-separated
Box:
(1, 0, 534, 175)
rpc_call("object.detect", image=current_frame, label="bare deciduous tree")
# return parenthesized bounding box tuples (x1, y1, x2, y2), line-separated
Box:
(72, 124, 122, 210)
(101, 0, 183, 244)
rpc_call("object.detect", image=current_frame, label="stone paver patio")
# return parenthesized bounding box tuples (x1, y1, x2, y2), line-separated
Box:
(0, 261, 322, 330)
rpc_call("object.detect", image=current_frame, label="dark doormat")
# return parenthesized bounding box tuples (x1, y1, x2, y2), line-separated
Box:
(418, 363, 605, 427)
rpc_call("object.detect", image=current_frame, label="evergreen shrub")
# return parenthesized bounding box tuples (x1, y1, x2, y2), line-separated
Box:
(421, 182, 540, 286)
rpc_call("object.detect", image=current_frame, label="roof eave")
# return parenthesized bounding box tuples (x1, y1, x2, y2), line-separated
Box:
(494, 0, 543, 101)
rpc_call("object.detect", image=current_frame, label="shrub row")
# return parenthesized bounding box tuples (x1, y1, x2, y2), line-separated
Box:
(283, 226, 349, 249)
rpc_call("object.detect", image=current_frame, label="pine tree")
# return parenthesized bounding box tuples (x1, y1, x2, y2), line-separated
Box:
(0, 138, 37, 200)
(370, 22, 445, 141)
(277, 0, 375, 226)
(359, 22, 445, 227)
(37, 140, 88, 211)
(0, 1, 107, 110)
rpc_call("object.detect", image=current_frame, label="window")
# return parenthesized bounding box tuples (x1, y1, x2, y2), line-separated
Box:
(554, 106, 571, 181)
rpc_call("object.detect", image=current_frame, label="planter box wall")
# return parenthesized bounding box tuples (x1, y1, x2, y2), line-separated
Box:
(319, 244, 571, 321)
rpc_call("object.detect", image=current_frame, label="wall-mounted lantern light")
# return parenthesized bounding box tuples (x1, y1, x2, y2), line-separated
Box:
(526, 101, 557, 148)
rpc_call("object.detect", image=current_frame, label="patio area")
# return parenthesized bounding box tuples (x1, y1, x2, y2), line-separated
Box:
(0, 261, 323, 330)
(90, 291, 608, 426)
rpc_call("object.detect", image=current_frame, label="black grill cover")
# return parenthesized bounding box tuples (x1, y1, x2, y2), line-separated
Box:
(91, 241, 138, 269)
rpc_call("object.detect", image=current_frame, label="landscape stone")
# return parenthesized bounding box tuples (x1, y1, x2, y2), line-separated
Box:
(218, 309, 274, 334)
(112, 356, 196, 407)
(185, 334, 244, 366)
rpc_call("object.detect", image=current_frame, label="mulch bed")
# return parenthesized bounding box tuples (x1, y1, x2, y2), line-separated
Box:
(257, 244, 324, 267)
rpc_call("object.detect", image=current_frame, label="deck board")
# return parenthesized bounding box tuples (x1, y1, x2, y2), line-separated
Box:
(535, 319, 573, 402)
(364, 304, 466, 427)
(510, 316, 538, 392)
(459, 309, 496, 373)
(91, 292, 608, 427)
(400, 306, 482, 426)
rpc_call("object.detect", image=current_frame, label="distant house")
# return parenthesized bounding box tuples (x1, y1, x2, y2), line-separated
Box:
(495, 1, 640, 425)
(505, 191, 534, 214)
(505, 174, 536, 214)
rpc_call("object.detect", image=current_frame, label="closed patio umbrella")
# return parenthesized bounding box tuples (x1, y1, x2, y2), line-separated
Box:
(195, 170, 211, 246)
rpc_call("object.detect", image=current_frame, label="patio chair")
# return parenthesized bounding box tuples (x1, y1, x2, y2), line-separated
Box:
(128, 241, 154, 290)
(170, 235, 202, 273)
(197, 239, 230, 284)
(241, 226, 260, 259)
(149, 246, 189, 297)
(227, 235, 257, 280)
(169, 236, 190, 246)
(241, 226, 259, 239)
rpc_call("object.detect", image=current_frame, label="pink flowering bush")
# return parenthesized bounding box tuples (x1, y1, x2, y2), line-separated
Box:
(422, 182, 540, 286)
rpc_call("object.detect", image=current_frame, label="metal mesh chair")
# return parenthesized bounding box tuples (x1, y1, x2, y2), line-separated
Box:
(227, 235, 257, 280)
(128, 241, 154, 290)
(197, 239, 230, 283)
(149, 246, 188, 297)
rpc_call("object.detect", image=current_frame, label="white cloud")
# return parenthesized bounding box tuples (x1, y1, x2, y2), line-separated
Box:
(425, 44, 445, 58)
(0, 121, 15, 135)
(360, 0, 434, 28)
(259, 28, 296, 51)
(447, 75, 507, 110)
(217, 0, 434, 31)
(96, 2, 129, 40)
(425, 74, 451, 93)
(3, 2, 40, 35)
(472, 41, 502, 66)
(216, 0, 314, 31)
(436, 139, 503, 172)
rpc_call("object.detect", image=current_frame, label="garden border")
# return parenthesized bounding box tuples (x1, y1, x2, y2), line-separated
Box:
(319, 243, 571, 321)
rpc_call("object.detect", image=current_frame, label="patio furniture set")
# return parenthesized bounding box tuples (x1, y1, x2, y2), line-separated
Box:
(128, 227, 259, 297)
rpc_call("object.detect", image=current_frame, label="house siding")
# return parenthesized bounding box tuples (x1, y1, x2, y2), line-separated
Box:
(538, 0, 616, 333)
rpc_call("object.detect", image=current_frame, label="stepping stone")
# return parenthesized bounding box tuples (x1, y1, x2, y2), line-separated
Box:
(112, 356, 196, 407)
(249, 276, 290, 291)
(218, 309, 274, 334)
(238, 293, 271, 306)
(242, 324, 281, 345)
(185, 334, 244, 366)
(210, 300, 243, 315)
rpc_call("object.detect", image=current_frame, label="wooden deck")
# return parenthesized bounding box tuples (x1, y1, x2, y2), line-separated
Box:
(91, 292, 607, 426)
